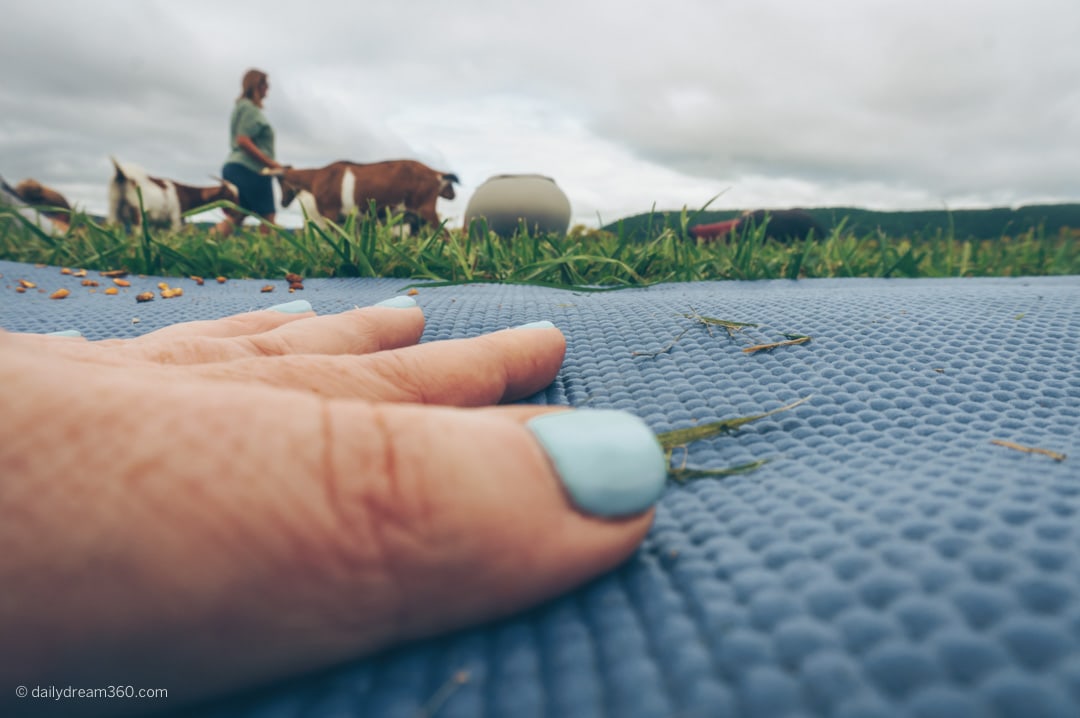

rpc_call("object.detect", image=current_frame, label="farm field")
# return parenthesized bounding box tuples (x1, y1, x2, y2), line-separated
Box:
(1, 203, 1077, 288)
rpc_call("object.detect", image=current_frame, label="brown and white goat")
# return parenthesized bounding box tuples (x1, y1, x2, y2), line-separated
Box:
(13, 178, 72, 217)
(108, 157, 238, 230)
(10, 178, 73, 231)
(266, 159, 459, 229)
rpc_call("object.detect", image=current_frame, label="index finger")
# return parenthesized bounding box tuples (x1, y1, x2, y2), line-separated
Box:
(120, 302, 426, 365)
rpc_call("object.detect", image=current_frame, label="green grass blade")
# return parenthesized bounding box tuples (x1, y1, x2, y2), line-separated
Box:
(657, 396, 812, 450)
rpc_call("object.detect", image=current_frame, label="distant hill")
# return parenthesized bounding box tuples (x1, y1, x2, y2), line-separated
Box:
(603, 204, 1080, 240)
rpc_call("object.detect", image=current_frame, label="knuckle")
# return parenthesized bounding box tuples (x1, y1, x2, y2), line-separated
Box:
(371, 352, 431, 402)
(243, 332, 299, 357)
(310, 403, 437, 633)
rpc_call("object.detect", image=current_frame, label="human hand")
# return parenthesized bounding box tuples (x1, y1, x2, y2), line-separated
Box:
(0, 298, 666, 716)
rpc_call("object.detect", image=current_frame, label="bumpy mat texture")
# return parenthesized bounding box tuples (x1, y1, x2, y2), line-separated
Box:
(3, 261, 1079, 718)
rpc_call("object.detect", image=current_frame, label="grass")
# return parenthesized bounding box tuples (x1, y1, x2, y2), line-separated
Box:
(1, 201, 1077, 287)
(658, 396, 813, 482)
(5, 203, 1069, 483)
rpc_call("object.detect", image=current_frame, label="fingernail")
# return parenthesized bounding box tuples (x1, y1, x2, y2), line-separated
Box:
(514, 320, 556, 330)
(374, 296, 417, 309)
(527, 410, 666, 517)
(46, 329, 82, 337)
(268, 299, 313, 314)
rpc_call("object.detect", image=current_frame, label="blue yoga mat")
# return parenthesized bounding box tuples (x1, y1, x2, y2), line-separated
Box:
(3, 260, 1078, 717)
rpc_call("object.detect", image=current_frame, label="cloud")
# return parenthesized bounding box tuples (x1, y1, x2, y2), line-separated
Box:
(1, 0, 1077, 226)
(574, 0, 1080, 202)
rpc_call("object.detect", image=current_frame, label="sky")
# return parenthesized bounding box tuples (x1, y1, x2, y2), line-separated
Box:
(2, 0, 1078, 229)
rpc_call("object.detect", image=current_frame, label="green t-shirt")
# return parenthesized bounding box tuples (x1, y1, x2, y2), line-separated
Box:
(226, 98, 275, 173)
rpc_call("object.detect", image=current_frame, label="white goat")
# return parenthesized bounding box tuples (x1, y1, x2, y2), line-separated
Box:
(108, 157, 238, 230)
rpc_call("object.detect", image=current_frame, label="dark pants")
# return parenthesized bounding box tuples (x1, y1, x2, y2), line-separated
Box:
(222, 163, 275, 217)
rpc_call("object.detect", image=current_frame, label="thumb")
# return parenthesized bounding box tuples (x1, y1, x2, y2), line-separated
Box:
(324, 400, 667, 646)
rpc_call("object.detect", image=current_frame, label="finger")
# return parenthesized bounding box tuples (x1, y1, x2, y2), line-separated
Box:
(2, 305, 419, 370)
(116, 300, 317, 343)
(2, 329, 87, 349)
(1, 350, 665, 715)
(5, 300, 422, 371)
(319, 401, 667, 648)
(120, 303, 426, 365)
(5, 300, 315, 352)
(178, 322, 567, 404)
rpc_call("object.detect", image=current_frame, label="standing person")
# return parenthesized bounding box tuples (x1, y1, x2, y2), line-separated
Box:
(214, 69, 282, 236)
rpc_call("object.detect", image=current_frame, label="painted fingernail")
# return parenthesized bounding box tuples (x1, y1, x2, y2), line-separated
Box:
(268, 299, 313, 314)
(527, 410, 666, 518)
(374, 296, 417, 309)
(514, 320, 556, 330)
(46, 329, 82, 337)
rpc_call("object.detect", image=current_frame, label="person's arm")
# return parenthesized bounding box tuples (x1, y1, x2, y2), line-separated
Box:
(236, 134, 281, 170)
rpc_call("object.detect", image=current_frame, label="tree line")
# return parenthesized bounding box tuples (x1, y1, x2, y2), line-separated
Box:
(606, 204, 1080, 240)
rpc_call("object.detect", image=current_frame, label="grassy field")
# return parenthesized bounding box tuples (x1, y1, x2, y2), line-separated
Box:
(1, 202, 1077, 288)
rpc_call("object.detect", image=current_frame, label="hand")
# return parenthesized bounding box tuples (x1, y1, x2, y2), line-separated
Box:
(0, 299, 665, 716)
(235, 135, 278, 171)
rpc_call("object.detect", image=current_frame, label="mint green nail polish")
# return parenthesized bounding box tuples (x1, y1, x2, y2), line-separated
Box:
(268, 299, 313, 314)
(514, 320, 556, 330)
(375, 296, 417, 309)
(527, 410, 666, 518)
(46, 329, 82, 338)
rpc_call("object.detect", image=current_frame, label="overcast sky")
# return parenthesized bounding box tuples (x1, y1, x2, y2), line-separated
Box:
(2, 0, 1078, 228)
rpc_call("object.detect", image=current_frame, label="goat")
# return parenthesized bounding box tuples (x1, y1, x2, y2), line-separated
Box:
(1, 175, 72, 233)
(108, 157, 238, 230)
(7, 178, 73, 231)
(12, 178, 72, 217)
(266, 159, 459, 230)
(690, 208, 827, 243)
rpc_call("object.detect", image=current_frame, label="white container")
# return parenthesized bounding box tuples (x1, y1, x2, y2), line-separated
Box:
(464, 174, 572, 237)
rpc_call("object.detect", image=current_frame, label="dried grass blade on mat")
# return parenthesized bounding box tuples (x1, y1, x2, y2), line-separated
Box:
(657, 396, 812, 482)
(657, 396, 812, 449)
(668, 459, 771, 483)
(990, 439, 1066, 462)
(743, 334, 812, 354)
(632, 310, 760, 357)
(680, 310, 760, 337)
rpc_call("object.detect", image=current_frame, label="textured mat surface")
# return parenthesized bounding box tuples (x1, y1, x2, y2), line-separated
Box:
(3, 261, 1079, 717)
